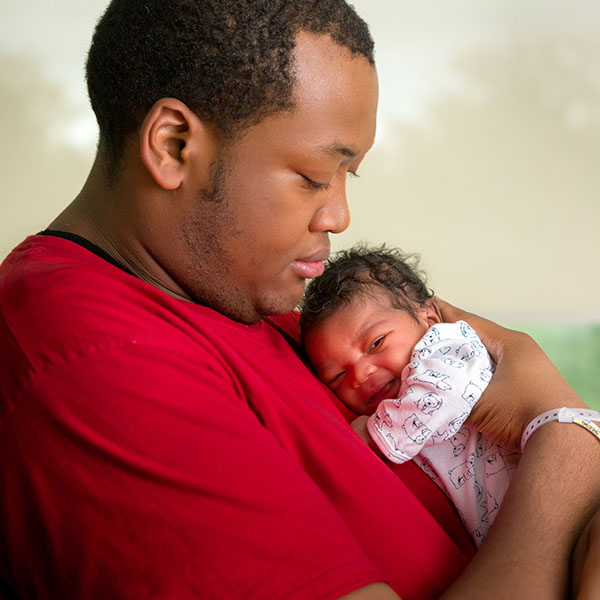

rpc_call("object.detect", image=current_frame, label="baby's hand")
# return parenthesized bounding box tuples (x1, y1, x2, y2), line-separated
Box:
(351, 415, 386, 458)
(351, 415, 371, 443)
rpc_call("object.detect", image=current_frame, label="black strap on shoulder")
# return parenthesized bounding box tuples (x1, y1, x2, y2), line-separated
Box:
(38, 229, 135, 276)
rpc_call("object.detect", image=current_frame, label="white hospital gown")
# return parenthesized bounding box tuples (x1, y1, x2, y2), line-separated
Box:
(366, 320, 519, 546)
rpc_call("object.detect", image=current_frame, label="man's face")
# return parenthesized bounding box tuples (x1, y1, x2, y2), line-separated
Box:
(177, 32, 378, 323)
(304, 294, 436, 416)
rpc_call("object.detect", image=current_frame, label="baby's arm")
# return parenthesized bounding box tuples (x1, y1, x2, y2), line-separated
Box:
(367, 321, 492, 463)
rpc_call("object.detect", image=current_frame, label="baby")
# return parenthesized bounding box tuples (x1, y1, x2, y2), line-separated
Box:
(300, 245, 519, 546)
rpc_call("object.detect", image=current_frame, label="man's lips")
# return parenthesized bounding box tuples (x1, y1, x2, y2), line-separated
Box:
(292, 247, 330, 279)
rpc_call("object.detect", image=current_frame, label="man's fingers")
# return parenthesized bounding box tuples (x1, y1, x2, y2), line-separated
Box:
(435, 297, 504, 362)
(434, 297, 467, 323)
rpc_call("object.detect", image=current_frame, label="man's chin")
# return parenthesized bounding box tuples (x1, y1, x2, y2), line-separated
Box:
(254, 289, 306, 321)
(203, 281, 306, 324)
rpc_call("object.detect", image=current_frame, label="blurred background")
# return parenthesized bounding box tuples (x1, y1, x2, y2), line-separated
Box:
(1, 0, 598, 408)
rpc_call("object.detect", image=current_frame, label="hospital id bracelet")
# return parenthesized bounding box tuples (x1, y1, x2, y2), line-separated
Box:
(520, 407, 600, 452)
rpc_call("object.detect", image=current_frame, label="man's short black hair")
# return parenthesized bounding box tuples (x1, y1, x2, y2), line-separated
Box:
(86, 0, 375, 172)
(299, 244, 434, 336)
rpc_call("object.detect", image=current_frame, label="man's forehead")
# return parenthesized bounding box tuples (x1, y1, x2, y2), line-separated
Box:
(291, 30, 377, 96)
(281, 33, 378, 158)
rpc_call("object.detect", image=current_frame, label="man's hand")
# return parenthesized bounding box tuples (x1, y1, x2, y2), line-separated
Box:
(435, 297, 587, 449)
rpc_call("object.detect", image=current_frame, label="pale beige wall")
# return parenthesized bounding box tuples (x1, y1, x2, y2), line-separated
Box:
(1, 0, 599, 321)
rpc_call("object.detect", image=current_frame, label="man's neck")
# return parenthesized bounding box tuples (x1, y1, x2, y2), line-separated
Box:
(50, 153, 194, 303)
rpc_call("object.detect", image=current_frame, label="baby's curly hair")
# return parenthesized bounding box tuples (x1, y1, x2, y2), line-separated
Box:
(86, 0, 374, 173)
(299, 244, 434, 336)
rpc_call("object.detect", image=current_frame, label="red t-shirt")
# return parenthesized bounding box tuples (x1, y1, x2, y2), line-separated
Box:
(0, 235, 474, 599)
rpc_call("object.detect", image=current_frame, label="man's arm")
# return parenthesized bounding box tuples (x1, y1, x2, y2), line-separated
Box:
(341, 300, 600, 600)
(436, 299, 600, 598)
(339, 582, 401, 599)
(442, 420, 599, 598)
(572, 509, 600, 599)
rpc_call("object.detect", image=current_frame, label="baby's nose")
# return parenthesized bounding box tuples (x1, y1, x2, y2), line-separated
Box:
(351, 362, 376, 389)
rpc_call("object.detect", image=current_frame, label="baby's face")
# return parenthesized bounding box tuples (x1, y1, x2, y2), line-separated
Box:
(304, 294, 438, 415)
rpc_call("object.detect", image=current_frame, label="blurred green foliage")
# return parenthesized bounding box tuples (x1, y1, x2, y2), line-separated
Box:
(506, 323, 600, 412)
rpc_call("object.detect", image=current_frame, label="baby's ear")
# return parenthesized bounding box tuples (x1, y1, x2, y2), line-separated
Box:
(423, 299, 442, 326)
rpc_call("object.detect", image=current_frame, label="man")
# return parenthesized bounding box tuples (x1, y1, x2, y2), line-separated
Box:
(0, 1, 598, 598)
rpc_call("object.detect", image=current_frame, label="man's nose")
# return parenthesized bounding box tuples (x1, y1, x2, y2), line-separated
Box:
(310, 179, 351, 234)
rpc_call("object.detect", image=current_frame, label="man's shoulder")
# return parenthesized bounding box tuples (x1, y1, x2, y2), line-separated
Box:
(0, 236, 217, 388)
(0, 235, 305, 384)
(1, 235, 160, 341)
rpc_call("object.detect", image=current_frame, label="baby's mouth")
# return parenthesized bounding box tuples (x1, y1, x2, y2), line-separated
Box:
(368, 379, 400, 405)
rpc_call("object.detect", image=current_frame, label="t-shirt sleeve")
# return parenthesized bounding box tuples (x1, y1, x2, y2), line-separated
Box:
(1, 343, 383, 599)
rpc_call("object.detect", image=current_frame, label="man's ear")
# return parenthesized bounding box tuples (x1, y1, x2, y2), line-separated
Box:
(139, 98, 214, 190)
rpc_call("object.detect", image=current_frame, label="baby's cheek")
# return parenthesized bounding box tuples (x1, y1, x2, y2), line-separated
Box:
(391, 346, 414, 377)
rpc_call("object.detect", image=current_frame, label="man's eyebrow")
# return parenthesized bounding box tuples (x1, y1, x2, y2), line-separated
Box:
(318, 143, 358, 159)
